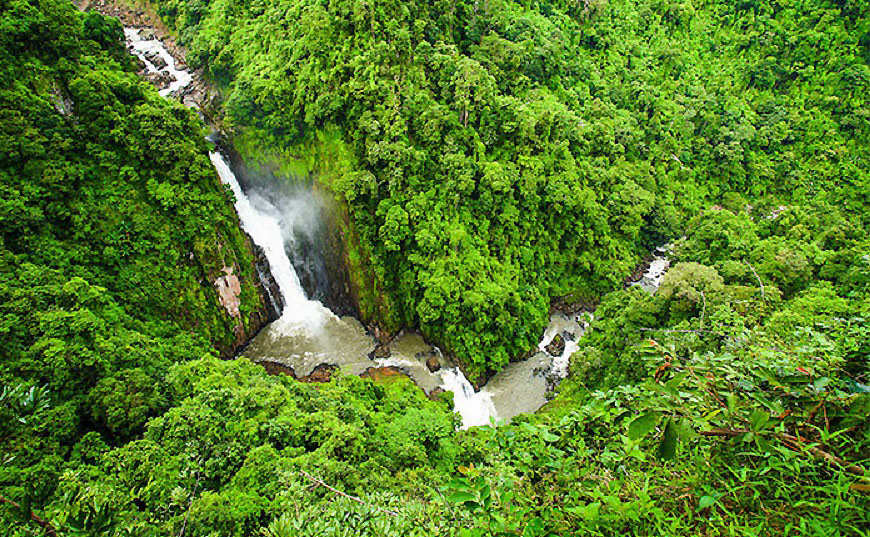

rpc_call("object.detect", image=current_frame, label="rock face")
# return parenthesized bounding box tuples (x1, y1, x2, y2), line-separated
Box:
(545, 334, 565, 357)
(214, 266, 242, 318)
(253, 243, 284, 320)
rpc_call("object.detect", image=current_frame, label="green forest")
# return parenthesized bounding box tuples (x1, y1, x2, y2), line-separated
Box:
(2, 0, 869, 535)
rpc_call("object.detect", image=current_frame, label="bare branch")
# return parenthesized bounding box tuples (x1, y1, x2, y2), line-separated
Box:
(699, 290, 707, 331)
(745, 260, 765, 301)
(299, 471, 399, 517)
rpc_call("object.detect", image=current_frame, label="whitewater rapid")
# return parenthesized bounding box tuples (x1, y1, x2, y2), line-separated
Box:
(124, 28, 192, 97)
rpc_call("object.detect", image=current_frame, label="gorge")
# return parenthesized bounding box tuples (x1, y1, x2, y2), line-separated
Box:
(2, 1, 868, 535)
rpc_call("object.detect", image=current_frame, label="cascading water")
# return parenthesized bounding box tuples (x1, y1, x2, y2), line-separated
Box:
(633, 246, 671, 294)
(439, 369, 497, 428)
(124, 28, 192, 97)
(209, 153, 333, 333)
(123, 27, 671, 430)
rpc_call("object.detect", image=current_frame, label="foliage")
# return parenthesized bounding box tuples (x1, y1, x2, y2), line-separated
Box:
(0, 0, 266, 533)
(151, 0, 869, 379)
(1, 0, 869, 536)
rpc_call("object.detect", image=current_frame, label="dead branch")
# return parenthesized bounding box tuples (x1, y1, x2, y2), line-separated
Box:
(745, 260, 765, 301)
(700, 428, 868, 480)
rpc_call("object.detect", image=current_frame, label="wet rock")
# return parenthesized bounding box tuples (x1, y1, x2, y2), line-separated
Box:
(561, 330, 576, 342)
(361, 366, 407, 383)
(370, 344, 391, 359)
(299, 364, 335, 383)
(545, 334, 565, 357)
(368, 324, 393, 345)
(427, 387, 446, 401)
(144, 50, 167, 70)
(257, 361, 336, 383)
(257, 360, 297, 378)
(426, 354, 441, 373)
(147, 71, 172, 90)
(253, 243, 283, 320)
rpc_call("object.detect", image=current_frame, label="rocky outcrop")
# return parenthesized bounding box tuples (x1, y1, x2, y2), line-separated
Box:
(214, 266, 242, 318)
(255, 361, 337, 383)
(545, 334, 565, 357)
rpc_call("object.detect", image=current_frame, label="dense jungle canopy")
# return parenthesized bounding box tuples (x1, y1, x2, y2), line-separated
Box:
(1, 0, 868, 535)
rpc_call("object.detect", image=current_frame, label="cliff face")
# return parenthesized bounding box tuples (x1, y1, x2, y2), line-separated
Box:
(212, 237, 281, 358)
(73, 0, 281, 357)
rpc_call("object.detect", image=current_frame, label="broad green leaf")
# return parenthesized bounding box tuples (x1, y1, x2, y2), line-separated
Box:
(446, 478, 469, 490)
(674, 418, 697, 440)
(726, 394, 738, 413)
(697, 495, 718, 510)
(628, 411, 661, 440)
(666, 371, 689, 391)
(446, 491, 475, 503)
(749, 410, 769, 431)
(657, 418, 677, 460)
(541, 431, 559, 442)
(813, 377, 830, 392)
(755, 436, 776, 454)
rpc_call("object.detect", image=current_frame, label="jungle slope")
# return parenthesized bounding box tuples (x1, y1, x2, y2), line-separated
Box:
(1, 1, 869, 536)
(0, 0, 273, 519)
(151, 0, 869, 380)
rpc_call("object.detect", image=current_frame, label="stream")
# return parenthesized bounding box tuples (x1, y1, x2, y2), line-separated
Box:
(125, 28, 668, 429)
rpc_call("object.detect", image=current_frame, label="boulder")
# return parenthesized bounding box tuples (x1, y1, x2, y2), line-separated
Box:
(370, 344, 391, 359)
(144, 50, 167, 70)
(257, 360, 297, 379)
(545, 334, 565, 357)
(300, 364, 335, 383)
(426, 354, 441, 373)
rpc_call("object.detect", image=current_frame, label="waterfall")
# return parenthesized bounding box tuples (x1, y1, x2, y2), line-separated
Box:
(209, 152, 335, 333)
(124, 26, 502, 429)
(438, 369, 497, 429)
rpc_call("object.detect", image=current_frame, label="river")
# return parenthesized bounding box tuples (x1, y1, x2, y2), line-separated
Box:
(124, 28, 668, 429)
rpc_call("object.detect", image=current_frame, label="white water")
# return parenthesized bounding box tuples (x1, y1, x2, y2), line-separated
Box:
(439, 369, 497, 428)
(633, 246, 671, 294)
(209, 153, 336, 334)
(124, 28, 193, 97)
